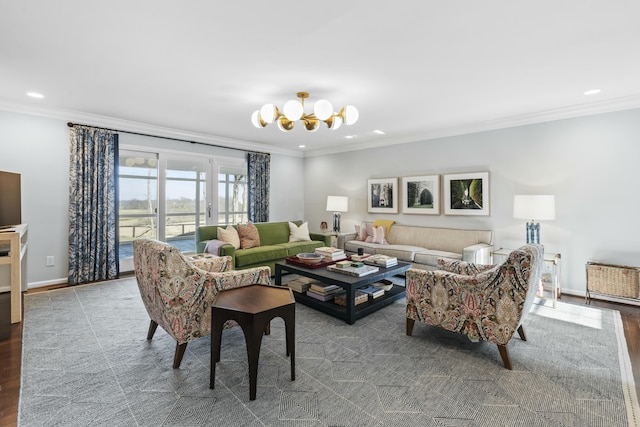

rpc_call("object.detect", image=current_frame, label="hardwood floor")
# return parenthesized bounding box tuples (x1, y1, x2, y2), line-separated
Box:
(0, 291, 639, 426)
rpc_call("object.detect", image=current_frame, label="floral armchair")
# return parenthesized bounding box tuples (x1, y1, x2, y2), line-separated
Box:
(406, 244, 544, 369)
(133, 238, 271, 368)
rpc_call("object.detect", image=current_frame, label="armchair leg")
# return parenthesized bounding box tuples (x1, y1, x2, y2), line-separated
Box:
(147, 320, 159, 340)
(173, 342, 188, 369)
(497, 344, 513, 370)
(264, 321, 270, 336)
(517, 325, 527, 341)
(406, 318, 415, 336)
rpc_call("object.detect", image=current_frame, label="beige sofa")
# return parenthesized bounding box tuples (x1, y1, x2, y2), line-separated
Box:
(342, 222, 493, 270)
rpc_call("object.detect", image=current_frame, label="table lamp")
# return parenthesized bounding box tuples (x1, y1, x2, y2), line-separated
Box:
(513, 195, 555, 244)
(326, 196, 348, 233)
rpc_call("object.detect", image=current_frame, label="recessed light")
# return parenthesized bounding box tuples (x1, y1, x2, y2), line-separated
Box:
(27, 92, 44, 99)
(345, 135, 356, 139)
(373, 130, 385, 135)
(584, 89, 601, 96)
(298, 145, 306, 148)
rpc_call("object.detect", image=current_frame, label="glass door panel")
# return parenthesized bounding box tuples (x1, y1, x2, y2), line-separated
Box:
(118, 151, 158, 262)
(164, 159, 207, 253)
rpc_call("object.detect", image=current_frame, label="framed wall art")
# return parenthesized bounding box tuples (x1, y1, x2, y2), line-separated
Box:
(443, 172, 490, 216)
(367, 178, 398, 213)
(401, 175, 440, 214)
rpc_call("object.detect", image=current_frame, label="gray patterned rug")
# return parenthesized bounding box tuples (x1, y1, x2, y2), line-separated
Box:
(19, 277, 640, 426)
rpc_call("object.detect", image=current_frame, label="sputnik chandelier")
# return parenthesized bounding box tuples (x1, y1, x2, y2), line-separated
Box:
(251, 91, 358, 132)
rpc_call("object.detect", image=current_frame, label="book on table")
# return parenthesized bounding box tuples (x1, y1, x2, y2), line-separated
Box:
(307, 285, 345, 301)
(326, 264, 379, 277)
(286, 278, 317, 293)
(350, 253, 372, 262)
(334, 290, 368, 306)
(363, 254, 398, 267)
(314, 247, 347, 261)
(359, 285, 385, 298)
(309, 283, 343, 295)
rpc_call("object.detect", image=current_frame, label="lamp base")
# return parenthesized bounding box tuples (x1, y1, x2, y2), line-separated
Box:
(332, 212, 341, 233)
(526, 221, 541, 244)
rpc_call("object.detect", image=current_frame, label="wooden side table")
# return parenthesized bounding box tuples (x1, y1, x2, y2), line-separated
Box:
(210, 284, 295, 400)
(0, 224, 28, 324)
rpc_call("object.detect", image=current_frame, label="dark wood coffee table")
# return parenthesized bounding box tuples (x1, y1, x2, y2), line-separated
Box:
(274, 260, 410, 324)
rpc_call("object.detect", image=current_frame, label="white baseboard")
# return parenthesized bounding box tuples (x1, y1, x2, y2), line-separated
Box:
(28, 278, 68, 289)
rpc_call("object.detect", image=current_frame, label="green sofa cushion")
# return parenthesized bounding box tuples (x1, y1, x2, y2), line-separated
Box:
(280, 240, 325, 256)
(234, 245, 288, 268)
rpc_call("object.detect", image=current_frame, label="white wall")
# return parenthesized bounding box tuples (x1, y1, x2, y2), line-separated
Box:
(0, 111, 305, 288)
(0, 111, 70, 288)
(304, 108, 640, 296)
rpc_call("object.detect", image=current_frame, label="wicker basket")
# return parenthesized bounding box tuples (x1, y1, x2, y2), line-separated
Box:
(586, 262, 640, 299)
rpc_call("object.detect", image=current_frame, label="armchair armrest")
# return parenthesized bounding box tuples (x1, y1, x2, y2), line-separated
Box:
(462, 243, 493, 264)
(437, 258, 496, 275)
(190, 255, 233, 272)
(309, 232, 332, 246)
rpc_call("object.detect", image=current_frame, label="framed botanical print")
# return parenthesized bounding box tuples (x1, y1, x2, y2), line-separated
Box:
(401, 175, 440, 214)
(443, 172, 490, 216)
(367, 178, 398, 213)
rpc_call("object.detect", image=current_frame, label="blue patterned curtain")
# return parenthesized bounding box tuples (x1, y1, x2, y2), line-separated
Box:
(68, 126, 119, 285)
(247, 152, 270, 223)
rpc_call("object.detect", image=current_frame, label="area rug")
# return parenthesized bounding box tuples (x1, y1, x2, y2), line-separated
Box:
(19, 277, 640, 426)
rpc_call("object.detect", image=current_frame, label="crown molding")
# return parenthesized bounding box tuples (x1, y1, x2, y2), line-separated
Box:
(303, 94, 640, 157)
(3, 94, 640, 159)
(0, 101, 303, 158)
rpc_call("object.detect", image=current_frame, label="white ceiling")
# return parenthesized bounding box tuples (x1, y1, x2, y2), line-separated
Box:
(2, 1, 640, 156)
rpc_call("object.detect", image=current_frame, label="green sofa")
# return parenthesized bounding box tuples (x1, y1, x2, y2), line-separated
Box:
(196, 220, 331, 274)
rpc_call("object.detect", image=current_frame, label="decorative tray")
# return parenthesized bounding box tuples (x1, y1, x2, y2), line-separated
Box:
(285, 256, 339, 269)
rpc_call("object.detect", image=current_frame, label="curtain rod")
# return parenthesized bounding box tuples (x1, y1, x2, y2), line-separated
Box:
(66, 122, 263, 154)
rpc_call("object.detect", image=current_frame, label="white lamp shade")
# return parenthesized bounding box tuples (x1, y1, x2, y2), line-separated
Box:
(513, 195, 556, 220)
(326, 195, 348, 212)
(313, 99, 333, 121)
(283, 99, 303, 121)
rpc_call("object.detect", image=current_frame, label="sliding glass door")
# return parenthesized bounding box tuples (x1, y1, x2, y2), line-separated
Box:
(118, 149, 247, 271)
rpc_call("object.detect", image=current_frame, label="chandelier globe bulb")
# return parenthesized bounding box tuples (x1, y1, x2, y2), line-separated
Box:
(313, 99, 333, 121)
(260, 104, 277, 124)
(342, 105, 359, 125)
(283, 99, 304, 121)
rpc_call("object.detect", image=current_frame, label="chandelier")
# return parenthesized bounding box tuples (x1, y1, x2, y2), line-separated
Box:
(251, 91, 359, 132)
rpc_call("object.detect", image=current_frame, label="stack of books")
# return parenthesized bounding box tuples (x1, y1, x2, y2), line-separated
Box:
(326, 264, 379, 277)
(363, 254, 398, 267)
(286, 276, 318, 293)
(334, 290, 368, 306)
(314, 247, 347, 262)
(359, 285, 385, 299)
(306, 283, 344, 301)
(350, 253, 371, 262)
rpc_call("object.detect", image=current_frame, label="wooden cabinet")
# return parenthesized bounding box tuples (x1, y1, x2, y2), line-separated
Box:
(0, 224, 28, 323)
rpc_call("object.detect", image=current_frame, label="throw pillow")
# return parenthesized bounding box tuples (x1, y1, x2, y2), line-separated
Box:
(289, 221, 311, 242)
(354, 221, 368, 241)
(365, 225, 388, 244)
(372, 219, 395, 236)
(204, 239, 227, 255)
(217, 226, 240, 249)
(237, 221, 261, 249)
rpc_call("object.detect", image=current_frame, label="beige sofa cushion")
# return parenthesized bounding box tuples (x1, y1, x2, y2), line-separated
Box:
(414, 250, 462, 267)
(387, 224, 491, 254)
